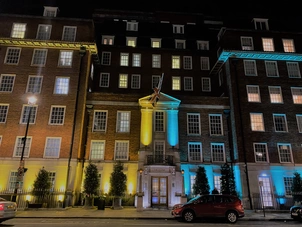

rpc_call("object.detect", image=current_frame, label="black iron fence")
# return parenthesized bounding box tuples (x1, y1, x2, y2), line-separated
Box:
(146, 155, 174, 165)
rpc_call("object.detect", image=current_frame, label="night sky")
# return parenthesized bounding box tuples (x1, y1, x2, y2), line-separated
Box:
(0, 0, 301, 19)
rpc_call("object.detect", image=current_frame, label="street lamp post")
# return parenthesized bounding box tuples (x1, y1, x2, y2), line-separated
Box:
(12, 96, 37, 203)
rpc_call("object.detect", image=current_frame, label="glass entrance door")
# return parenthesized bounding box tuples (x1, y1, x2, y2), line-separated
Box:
(151, 177, 167, 207)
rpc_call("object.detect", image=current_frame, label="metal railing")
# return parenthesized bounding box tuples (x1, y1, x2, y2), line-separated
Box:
(146, 155, 174, 165)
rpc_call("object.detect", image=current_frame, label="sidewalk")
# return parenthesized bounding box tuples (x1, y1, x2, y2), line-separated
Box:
(15, 207, 293, 221)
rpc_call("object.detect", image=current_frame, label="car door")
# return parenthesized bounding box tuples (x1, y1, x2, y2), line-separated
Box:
(213, 195, 227, 217)
(194, 195, 215, 218)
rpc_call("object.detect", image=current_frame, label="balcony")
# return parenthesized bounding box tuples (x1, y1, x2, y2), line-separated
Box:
(146, 155, 174, 165)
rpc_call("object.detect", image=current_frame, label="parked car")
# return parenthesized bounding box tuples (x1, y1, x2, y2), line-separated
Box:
(290, 204, 302, 221)
(0, 197, 17, 223)
(171, 194, 245, 223)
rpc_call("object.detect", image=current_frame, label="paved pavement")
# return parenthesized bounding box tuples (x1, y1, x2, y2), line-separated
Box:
(15, 206, 294, 221)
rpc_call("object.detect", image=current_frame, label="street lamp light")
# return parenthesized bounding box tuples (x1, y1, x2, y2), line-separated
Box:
(12, 96, 37, 202)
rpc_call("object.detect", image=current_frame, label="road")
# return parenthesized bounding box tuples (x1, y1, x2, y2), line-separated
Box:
(1, 218, 301, 227)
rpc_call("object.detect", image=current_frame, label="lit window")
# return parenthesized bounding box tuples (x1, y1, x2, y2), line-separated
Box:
(241, 36, 254, 50)
(287, 62, 301, 78)
(90, 140, 105, 160)
(31, 49, 47, 66)
(102, 36, 114, 45)
(265, 61, 279, 77)
(27, 76, 43, 93)
(291, 87, 302, 104)
(172, 77, 180, 90)
(200, 57, 209, 70)
(282, 39, 295, 53)
(0, 74, 15, 92)
(131, 74, 140, 89)
(173, 24, 184, 34)
(188, 142, 202, 162)
(151, 38, 161, 48)
(62, 26, 76, 41)
(250, 113, 264, 131)
(268, 86, 283, 103)
(127, 37, 136, 47)
(209, 114, 223, 135)
(152, 54, 161, 68)
(116, 111, 130, 133)
(244, 60, 257, 76)
(100, 73, 110, 87)
(48, 172, 56, 190)
(14, 136, 32, 157)
(154, 111, 164, 132)
(184, 77, 193, 91)
(183, 56, 192, 70)
(0, 104, 9, 123)
(277, 143, 292, 163)
(254, 143, 268, 162)
(8, 171, 21, 191)
(4, 47, 21, 65)
(197, 41, 209, 50)
(119, 74, 128, 88)
(273, 114, 288, 132)
(20, 105, 37, 124)
(126, 22, 138, 31)
(201, 77, 211, 92)
(93, 110, 107, 132)
(120, 53, 129, 66)
(132, 53, 141, 67)
(49, 106, 65, 125)
(11, 23, 26, 38)
(54, 77, 69, 94)
(172, 56, 180, 69)
(44, 137, 61, 158)
(262, 38, 274, 51)
(114, 140, 129, 160)
(58, 50, 73, 67)
(36, 24, 52, 40)
(211, 143, 225, 162)
(246, 85, 261, 102)
(187, 113, 200, 135)
(101, 52, 111, 65)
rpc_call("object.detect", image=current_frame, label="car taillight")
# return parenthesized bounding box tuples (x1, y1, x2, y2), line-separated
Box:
(0, 204, 4, 211)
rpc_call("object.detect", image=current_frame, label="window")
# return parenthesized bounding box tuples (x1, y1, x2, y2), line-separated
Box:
(44, 137, 61, 158)
(43, 6, 58, 17)
(151, 38, 161, 48)
(268, 86, 283, 103)
(184, 77, 193, 91)
(11, 23, 26, 38)
(175, 39, 185, 49)
(90, 140, 105, 160)
(291, 87, 302, 104)
(132, 53, 141, 67)
(265, 61, 279, 77)
(187, 113, 200, 135)
(173, 24, 184, 34)
(0, 104, 9, 123)
(247, 85, 261, 102)
(131, 74, 140, 89)
(200, 57, 210, 70)
(54, 77, 69, 94)
(262, 38, 274, 51)
(49, 106, 65, 125)
(209, 114, 223, 135)
(20, 105, 37, 124)
(4, 47, 21, 64)
(253, 18, 269, 30)
(214, 176, 221, 193)
(277, 143, 292, 163)
(154, 111, 164, 132)
(58, 50, 73, 67)
(202, 77, 211, 92)
(100, 73, 110, 87)
(273, 114, 288, 132)
(183, 56, 192, 70)
(284, 177, 293, 196)
(114, 141, 129, 160)
(152, 75, 160, 88)
(211, 143, 225, 162)
(296, 114, 302, 133)
(254, 143, 268, 162)
(126, 37, 136, 47)
(8, 171, 20, 191)
(190, 175, 196, 195)
(48, 172, 56, 190)
(197, 41, 209, 50)
(172, 77, 181, 90)
(283, 39, 295, 53)
(102, 36, 114, 45)
(287, 62, 301, 78)
(117, 111, 130, 133)
(119, 74, 128, 88)
(93, 110, 107, 132)
(120, 53, 129, 66)
(62, 26, 76, 41)
(172, 56, 180, 69)
(250, 113, 265, 131)
(0, 74, 15, 92)
(126, 22, 138, 31)
(244, 60, 257, 76)
(188, 142, 202, 162)
(241, 36, 254, 50)
(152, 54, 161, 68)
(27, 76, 43, 93)
(101, 52, 111, 65)
(31, 49, 47, 66)
(14, 136, 32, 157)
(36, 24, 52, 40)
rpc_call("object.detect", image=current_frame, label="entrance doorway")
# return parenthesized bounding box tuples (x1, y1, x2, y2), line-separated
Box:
(151, 176, 167, 207)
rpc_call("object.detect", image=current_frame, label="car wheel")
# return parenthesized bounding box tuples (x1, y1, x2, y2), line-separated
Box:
(226, 211, 238, 223)
(182, 210, 195, 222)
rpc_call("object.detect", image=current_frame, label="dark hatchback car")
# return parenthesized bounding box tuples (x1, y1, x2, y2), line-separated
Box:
(290, 204, 302, 221)
(171, 194, 245, 223)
